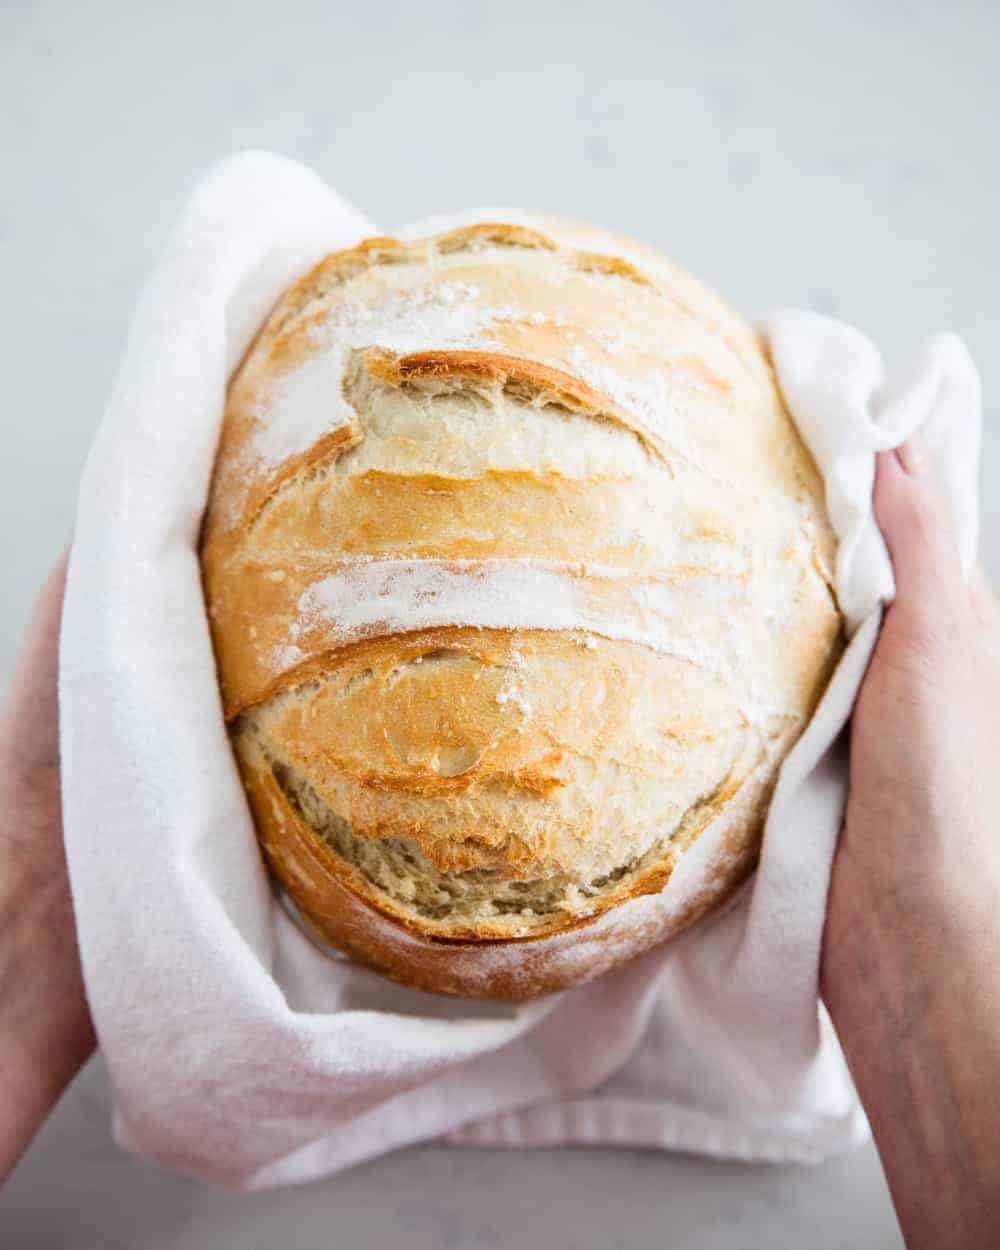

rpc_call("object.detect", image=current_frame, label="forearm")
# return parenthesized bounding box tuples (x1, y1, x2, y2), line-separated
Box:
(0, 773, 94, 1182)
(823, 852, 1000, 1250)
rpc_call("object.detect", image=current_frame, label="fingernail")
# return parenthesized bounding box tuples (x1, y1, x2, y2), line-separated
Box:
(896, 435, 928, 476)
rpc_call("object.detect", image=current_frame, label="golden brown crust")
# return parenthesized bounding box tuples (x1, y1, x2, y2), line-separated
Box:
(236, 724, 771, 999)
(234, 627, 772, 942)
(200, 214, 842, 999)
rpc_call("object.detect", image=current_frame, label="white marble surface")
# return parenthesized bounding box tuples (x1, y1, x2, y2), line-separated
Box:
(2, 0, 997, 1244)
(4, 1058, 904, 1250)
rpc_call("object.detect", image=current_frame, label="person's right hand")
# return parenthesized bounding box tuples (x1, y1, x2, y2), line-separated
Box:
(822, 443, 1000, 1250)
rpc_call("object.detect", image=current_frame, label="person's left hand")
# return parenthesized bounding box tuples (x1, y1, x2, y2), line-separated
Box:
(0, 551, 95, 1183)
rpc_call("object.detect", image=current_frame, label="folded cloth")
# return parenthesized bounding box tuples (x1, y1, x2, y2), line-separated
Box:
(59, 151, 982, 1188)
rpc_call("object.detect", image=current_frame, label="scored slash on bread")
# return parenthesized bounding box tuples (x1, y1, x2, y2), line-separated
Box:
(200, 216, 842, 999)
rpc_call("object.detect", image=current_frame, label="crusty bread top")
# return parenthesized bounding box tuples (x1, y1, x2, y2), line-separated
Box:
(201, 215, 840, 942)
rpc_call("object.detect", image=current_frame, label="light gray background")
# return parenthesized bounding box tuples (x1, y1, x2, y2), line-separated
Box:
(2, 0, 996, 1245)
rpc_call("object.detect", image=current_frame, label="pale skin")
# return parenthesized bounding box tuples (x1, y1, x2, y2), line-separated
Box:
(822, 444, 1000, 1248)
(0, 551, 95, 1182)
(1, 453, 999, 1247)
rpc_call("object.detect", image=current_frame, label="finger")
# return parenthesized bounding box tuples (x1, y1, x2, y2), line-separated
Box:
(2, 549, 70, 773)
(874, 442, 962, 605)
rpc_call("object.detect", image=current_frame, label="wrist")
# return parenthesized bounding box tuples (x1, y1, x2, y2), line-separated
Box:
(0, 874, 94, 1182)
(0, 776, 94, 1179)
(823, 839, 1000, 1250)
(0, 864, 94, 1078)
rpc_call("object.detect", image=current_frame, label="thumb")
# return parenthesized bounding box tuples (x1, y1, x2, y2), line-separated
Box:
(874, 441, 962, 608)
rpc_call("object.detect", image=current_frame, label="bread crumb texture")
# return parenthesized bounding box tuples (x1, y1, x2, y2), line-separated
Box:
(201, 215, 841, 996)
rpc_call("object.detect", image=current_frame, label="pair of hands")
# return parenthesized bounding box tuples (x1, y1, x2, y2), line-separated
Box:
(2, 453, 999, 1248)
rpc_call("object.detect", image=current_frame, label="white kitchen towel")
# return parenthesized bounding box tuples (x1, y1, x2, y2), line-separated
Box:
(59, 151, 982, 1189)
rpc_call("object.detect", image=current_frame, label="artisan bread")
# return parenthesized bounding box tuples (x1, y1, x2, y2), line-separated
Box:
(200, 215, 841, 1000)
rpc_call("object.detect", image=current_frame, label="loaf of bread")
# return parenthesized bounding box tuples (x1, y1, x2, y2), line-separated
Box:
(200, 215, 841, 1000)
